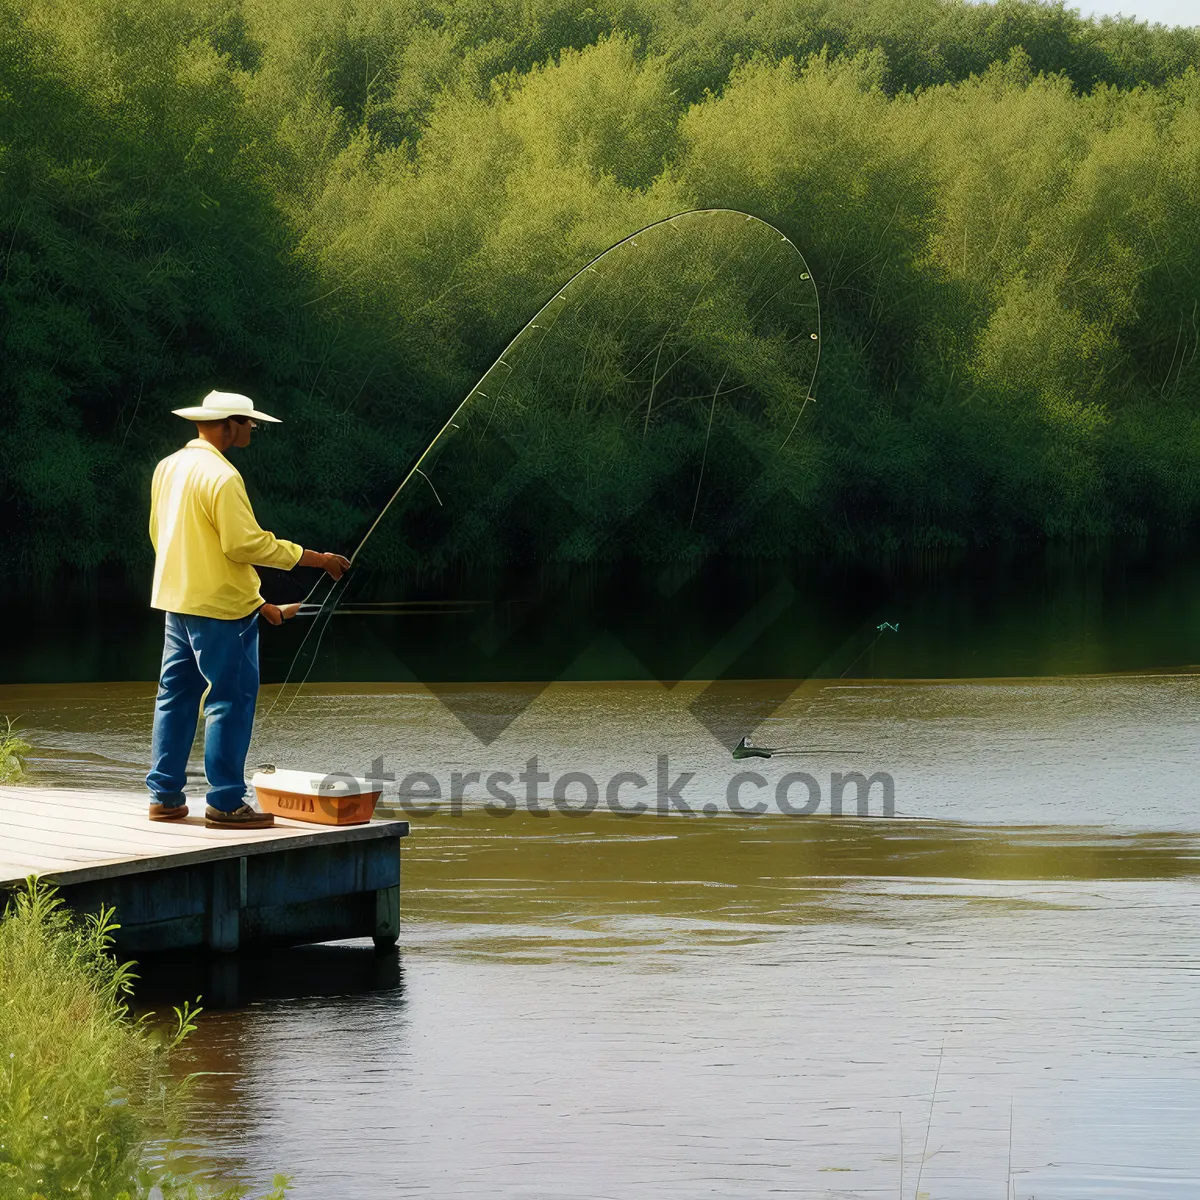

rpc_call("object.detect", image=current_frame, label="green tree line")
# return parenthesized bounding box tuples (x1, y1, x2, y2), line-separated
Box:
(1, 0, 1198, 571)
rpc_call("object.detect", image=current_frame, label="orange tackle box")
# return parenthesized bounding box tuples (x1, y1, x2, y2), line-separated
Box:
(251, 768, 381, 826)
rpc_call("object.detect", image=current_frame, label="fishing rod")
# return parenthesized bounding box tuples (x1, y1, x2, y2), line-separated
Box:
(264, 312, 562, 709)
(266, 209, 821, 715)
(287, 207, 816, 612)
(291, 600, 487, 618)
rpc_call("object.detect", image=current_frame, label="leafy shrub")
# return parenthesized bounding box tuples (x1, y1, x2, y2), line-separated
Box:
(0, 719, 29, 784)
(0, 878, 289, 1199)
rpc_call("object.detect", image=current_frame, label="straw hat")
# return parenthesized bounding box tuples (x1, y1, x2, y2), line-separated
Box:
(172, 390, 281, 423)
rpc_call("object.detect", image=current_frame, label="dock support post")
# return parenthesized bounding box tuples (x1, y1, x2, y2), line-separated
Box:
(374, 885, 400, 952)
(209, 857, 246, 952)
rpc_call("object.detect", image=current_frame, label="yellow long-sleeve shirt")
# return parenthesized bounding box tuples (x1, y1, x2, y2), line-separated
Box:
(149, 439, 303, 619)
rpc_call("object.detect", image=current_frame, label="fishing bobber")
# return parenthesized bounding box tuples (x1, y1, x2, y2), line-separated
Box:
(252, 767, 382, 826)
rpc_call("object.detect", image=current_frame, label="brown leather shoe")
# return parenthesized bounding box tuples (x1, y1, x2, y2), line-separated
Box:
(149, 802, 189, 821)
(205, 804, 274, 830)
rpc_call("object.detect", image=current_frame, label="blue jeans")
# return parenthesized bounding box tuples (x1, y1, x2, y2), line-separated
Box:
(146, 612, 260, 813)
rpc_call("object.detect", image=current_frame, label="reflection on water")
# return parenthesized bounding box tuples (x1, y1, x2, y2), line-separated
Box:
(136, 943, 403, 1011)
(4, 678, 1200, 1197)
(7, 541, 1200, 686)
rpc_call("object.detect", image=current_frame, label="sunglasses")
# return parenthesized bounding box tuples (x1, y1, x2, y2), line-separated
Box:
(229, 416, 257, 428)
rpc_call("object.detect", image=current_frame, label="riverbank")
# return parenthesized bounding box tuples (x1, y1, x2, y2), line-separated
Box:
(0, 879, 291, 1199)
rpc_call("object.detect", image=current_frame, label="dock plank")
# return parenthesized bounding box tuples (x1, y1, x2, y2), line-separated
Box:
(0, 805, 215, 845)
(0, 786, 408, 888)
(0, 808, 233, 855)
(0, 851, 76, 875)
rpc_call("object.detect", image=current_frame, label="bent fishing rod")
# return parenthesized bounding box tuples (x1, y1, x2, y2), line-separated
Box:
(283, 208, 817, 621)
(263, 214, 610, 708)
(266, 209, 821, 713)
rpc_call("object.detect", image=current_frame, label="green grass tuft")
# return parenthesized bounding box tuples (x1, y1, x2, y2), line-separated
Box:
(0, 718, 31, 786)
(0, 877, 290, 1200)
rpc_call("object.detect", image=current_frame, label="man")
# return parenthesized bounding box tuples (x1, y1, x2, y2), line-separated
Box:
(146, 390, 350, 828)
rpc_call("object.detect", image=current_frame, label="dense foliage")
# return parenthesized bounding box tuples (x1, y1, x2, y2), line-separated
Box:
(1, 0, 1198, 570)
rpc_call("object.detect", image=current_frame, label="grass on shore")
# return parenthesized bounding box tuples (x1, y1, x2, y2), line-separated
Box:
(0, 878, 289, 1200)
(0, 718, 30, 785)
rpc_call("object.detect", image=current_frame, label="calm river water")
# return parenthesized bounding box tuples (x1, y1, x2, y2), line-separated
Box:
(3, 673, 1200, 1198)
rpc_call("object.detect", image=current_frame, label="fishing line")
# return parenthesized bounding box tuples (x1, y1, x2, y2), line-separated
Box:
(262, 571, 343, 714)
(779, 261, 821, 451)
(732, 623, 900, 761)
(414, 468, 442, 507)
(838, 621, 900, 679)
(688, 369, 725, 529)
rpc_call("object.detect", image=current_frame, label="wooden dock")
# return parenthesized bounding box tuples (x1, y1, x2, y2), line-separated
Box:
(0, 787, 409, 954)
